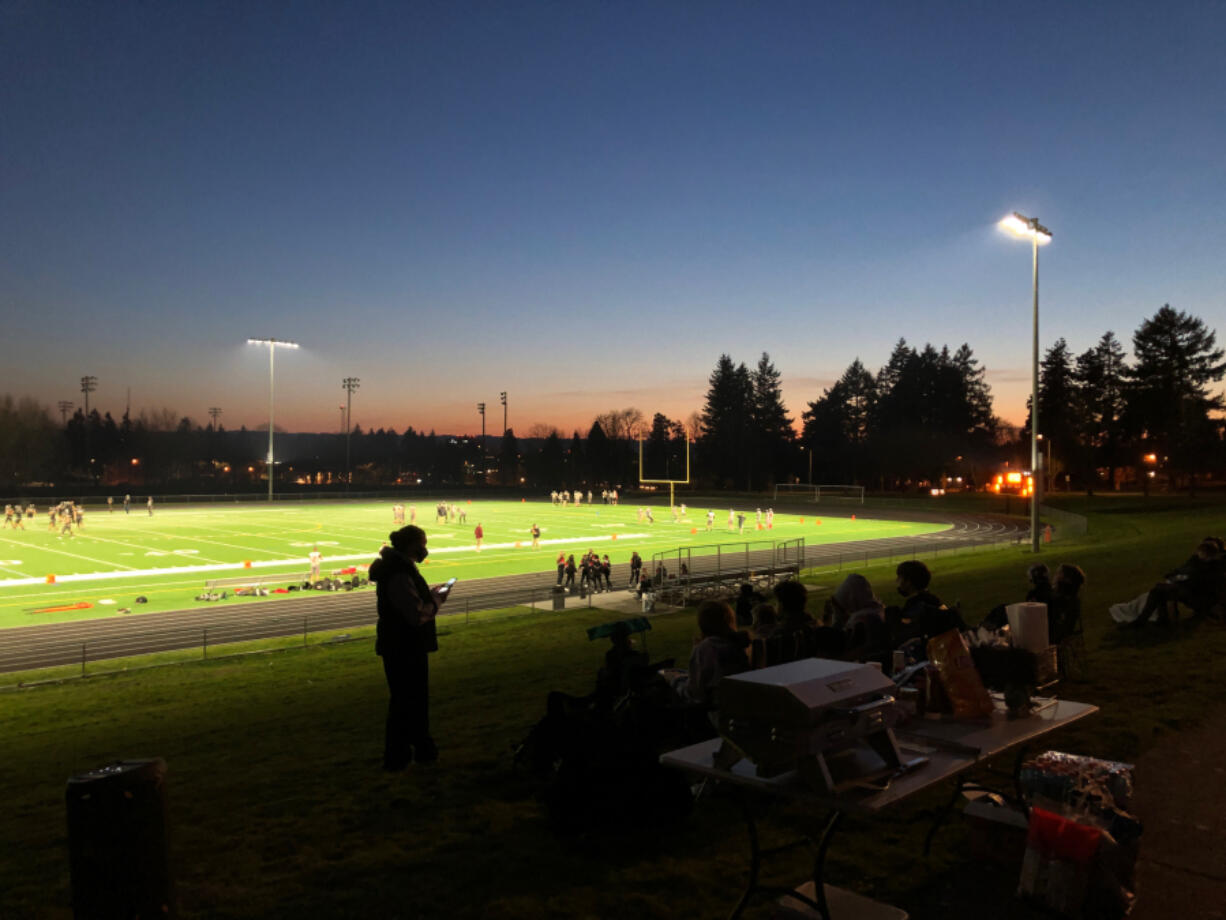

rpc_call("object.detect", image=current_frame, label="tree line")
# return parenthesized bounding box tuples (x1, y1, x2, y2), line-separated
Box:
(1, 305, 1221, 493)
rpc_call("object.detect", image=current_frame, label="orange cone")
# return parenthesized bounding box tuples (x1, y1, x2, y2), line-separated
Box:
(243, 560, 252, 569)
(800, 517, 805, 524)
(690, 527, 697, 535)
(46, 573, 55, 584)
(611, 533, 617, 541)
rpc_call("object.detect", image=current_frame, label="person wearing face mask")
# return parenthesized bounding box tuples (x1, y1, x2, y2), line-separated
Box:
(885, 560, 966, 652)
(370, 525, 449, 771)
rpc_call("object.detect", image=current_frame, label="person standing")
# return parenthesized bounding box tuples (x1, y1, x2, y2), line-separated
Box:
(530, 523, 541, 548)
(629, 551, 642, 588)
(107, 496, 114, 513)
(369, 525, 446, 770)
(556, 551, 566, 585)
(474, 522, 484, 552)
(123, 494, 131, 514)
(309, 547, 322, 582)
(564, 554, 577, 591)
(147, 496, 154, 516)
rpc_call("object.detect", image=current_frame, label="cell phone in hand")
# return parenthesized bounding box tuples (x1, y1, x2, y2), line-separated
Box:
(436, 577, 458, 595)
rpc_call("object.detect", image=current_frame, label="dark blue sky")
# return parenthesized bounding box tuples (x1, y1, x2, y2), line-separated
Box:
(3, 1, 1223, 435)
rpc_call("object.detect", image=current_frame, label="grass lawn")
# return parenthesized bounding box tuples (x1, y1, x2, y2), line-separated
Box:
(0, 499, 943, 627)
(2, 495, 1223, 918)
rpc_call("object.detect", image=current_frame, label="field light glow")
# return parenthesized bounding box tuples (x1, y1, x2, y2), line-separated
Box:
(998, 213, 1052, 244)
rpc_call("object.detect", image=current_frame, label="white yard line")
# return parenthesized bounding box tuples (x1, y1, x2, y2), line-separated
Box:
(0, 534, 139, 571)
(73, 532, 229, 565)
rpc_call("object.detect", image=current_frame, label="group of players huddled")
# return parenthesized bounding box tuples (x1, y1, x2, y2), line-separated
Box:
(3, 503, 35, 531)
(549, 489, 619, 506)
(3, 501, 84, 536)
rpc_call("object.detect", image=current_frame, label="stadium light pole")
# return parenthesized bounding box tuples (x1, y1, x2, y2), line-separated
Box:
(500, 391, 507, 437)
(477, 402, 486, 480)
(80, 376, 97, 480)
(57, 400, 74, 426)
(246, 338, 299, 501)
(343, 377, 360, 490)
(998, 212, 1052, 554)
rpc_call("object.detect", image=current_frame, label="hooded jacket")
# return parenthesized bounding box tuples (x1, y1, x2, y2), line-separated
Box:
(369, 546, 439, 655)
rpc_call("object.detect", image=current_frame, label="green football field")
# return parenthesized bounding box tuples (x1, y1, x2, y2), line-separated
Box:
(0, 499, 947, 628)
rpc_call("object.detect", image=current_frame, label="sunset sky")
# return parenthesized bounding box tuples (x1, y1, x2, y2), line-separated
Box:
(3, 2, 1223, 437)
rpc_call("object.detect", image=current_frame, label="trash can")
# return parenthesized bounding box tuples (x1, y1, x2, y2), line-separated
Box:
(551, 586, 566, 612)
(66, 758, 173, 919)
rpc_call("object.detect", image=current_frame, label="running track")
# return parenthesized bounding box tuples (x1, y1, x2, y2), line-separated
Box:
(0, 510, 1025, 674)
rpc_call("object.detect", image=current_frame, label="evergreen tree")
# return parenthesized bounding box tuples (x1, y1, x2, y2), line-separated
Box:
(1030, 339, 1076, 491)
(585, 420, 612, 484)
(1127, 305, 1226, 488)
(699, 354, 753, 488)
(749, 352, 794, 488)
(499, 429, 520, 486)
(1071, 331, 1129, 492)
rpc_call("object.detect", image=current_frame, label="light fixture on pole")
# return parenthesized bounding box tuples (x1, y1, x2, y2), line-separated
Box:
(500, 391, 507, 437)
(57, 400, 74, 426)
(343, 377, 360, 489)
(80, 376, 98, 479)
(477, 402, 486, 478)
(246, 338, 299, 501)
(208, 407, 222, 430)
(998, 211, 1052, 553)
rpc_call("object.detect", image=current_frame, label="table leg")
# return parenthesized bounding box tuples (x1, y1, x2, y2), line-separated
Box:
(923, 779, 966, 859)
(808, 809, 843, 920)
(728, 793, 830, 920)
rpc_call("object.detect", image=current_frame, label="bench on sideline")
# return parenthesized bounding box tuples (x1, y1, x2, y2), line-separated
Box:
(653, 564, 799, 607)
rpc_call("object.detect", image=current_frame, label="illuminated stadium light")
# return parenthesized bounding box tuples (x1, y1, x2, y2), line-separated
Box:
(999, 212, 1052, 553)
(247, 338, 300, 501)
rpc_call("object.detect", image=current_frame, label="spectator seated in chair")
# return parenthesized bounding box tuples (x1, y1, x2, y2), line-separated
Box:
(735, 582, 766, 628)
(981, 562, 1057, 632)
(750, 602, 779, 641)
(758, 579, 846, 664)
(885, 560, 965, 655)
(664, 600, 750, 709)
(1124, 538, 1223, 628)
(825, 573, 889, 663)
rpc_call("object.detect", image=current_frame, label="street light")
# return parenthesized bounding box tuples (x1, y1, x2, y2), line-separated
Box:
(999, 211, 1052, 553)
(246, 338, 299, 501)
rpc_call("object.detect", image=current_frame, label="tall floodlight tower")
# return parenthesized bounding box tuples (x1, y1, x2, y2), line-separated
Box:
(477, 402, 486, 480)
(246, 338, 299, 501)
(57, 401, 74, 426)
(343, 377, 360, 488)
(998, 212, 1052, 554)
(80, 376, 97, 478)
(500, 391, 507, 437)
(208, 407, 222, 430)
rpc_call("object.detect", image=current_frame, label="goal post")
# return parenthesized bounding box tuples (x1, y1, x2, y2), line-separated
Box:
(772, 483, 865, 504)
(638, 438, 691, 510)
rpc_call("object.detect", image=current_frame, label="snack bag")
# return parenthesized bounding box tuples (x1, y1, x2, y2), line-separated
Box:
(926, 629, 994, 719)
(1017, 807, 1102, 916)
